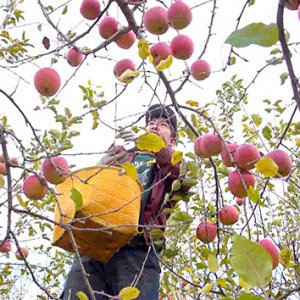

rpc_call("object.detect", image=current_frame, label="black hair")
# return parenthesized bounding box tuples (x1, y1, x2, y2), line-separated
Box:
(145, 104, 177, 137)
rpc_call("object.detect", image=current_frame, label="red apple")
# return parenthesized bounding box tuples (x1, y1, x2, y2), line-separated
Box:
(190, 59, 211, 81)
(10, 157, 19, 166)
(98, 16, 119, 39)
(150, 42, 172, 67)
(113, 59, 135, 78)
(170, 34, 194, 60)
(143, 6, 169, 35)
(42, 156, 69, 185)
(194, 136, 206, 158)
(80, 0, 101, 20)
(167, 0, 192, 30)
(235, 197, 244, 206)
(228, 170, 256, 198)
(258, 238, 279, 269)
(0, 240, 12, 253)
(196, 220, 217, 243)
(0, 163, 6, 175)
(34, 67, 61, 97)
(221, 143, 239, 167)
(115, 30, 136, 49)
(23, 175, 48, 200)
(219, 205, 239, 225)
(265, 149, 292, 177)
(234, 144, 261, 170)
(66, 47, 84, 67)
(15, 247, 29, 260)
(201, 133, 222, 157)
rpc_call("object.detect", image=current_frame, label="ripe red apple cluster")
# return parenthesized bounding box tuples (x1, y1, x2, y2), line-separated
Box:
(0, 154, 19, 176)
(22, 156, 69, 200)
(194, 133, 292, 263)
(0, 240, 29, 261)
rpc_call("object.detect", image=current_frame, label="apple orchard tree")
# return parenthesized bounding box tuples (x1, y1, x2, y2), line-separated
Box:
(0, 0, 300, 299)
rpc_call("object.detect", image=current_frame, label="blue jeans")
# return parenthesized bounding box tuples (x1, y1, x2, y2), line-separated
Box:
(60, 237, 161, 300)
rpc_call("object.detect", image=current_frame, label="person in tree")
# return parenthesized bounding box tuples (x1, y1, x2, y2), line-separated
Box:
(61, 104, 187, 300)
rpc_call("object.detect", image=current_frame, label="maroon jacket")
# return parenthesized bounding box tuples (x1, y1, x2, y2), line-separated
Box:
(128, 146, 182, 245)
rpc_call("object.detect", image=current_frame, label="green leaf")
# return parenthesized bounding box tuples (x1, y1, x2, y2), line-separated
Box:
(207, 254, 220, 273)
(225, 23, 278, 48)
(247, 186, 266, 207)
(231, 235, 273, 287)
(70, 187, 83, 211)
(262, 126, 272, 140)
(76, 291, 89, 300)
(118, 286, 140, 300)
(136, 132, 165, 153)
(237, 292, 264, 300)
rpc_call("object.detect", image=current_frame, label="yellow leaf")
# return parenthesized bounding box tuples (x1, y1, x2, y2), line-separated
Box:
(207, 254, 220, 273)
(199, 283, 213, 293)
(216, 278, 227, 288)
(136, 132, 165, 153)
(118, 286, 140, 300)
(186, 100, 199, 107)
(239, 276, 252, 290)
(296, 138, 300, 147)
(76, 291, 89, 300)
(155, 55, 173, 71)
(0, 175, 4, 189)
(122, 162, 138, 181)
(171, 151, 183, 165)
(178, 129, 186, 138)
(148, 54, 153, 64)
(203, 110, 209, 117)
(251, 114, 262, 127)
(16, 193, 26, 207)
(280, 248, 292, 268)
(255, 157, 279, 177)
(138, 39, 150, 60)
(117, 69, 140, 84)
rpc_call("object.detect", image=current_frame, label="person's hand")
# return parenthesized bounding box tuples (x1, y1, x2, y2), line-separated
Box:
(100, 145, 129, 166)
(116, 130, 138, 143)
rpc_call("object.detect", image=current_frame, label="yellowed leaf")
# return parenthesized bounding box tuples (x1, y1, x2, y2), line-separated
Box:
(207, 254, 220, 273)
(118, 286, 140, 300)
(123, 162, 138, 181)
(155, 55, 173, 71)
(136, 132, 165, 153)
(255, 157, 279, 177)
(280, 248, 292, 268)
(186, 100, 199, 107)
(76, 291, 89, 300)
(216, 278, 227, 288)
(178, 129, 186, 138)
(171, 151, 183, 165)
(117, 69, 140, 84)
(138, 39, 150, 60)
(296, 137, 300, 147)
(199, 283, 213, 293)
(16, 193, 26, 207)
(148, 54, 153, 64)
(239, 276, 252, 290)
(0, 174, 4, 189)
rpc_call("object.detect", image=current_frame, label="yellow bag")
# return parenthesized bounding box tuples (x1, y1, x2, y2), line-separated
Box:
(52, 165, 142, 263)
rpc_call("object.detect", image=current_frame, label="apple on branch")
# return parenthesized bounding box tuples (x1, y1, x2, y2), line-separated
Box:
(34, 67, 61, 97)
(42, 156, 69, 185)
(170, 34, 194, 60)
(167, 0, 192, 30)
(80, 0, 100, 20)
(143, 6, 169, 35)
(196, 220, 217, 243)
(0, 240, 12, 253)
(23, 175, 48, 200)
(15, 247, 29, 261)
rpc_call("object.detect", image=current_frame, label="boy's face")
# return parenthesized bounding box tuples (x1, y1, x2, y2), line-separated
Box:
(146, 117, 176, 147)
